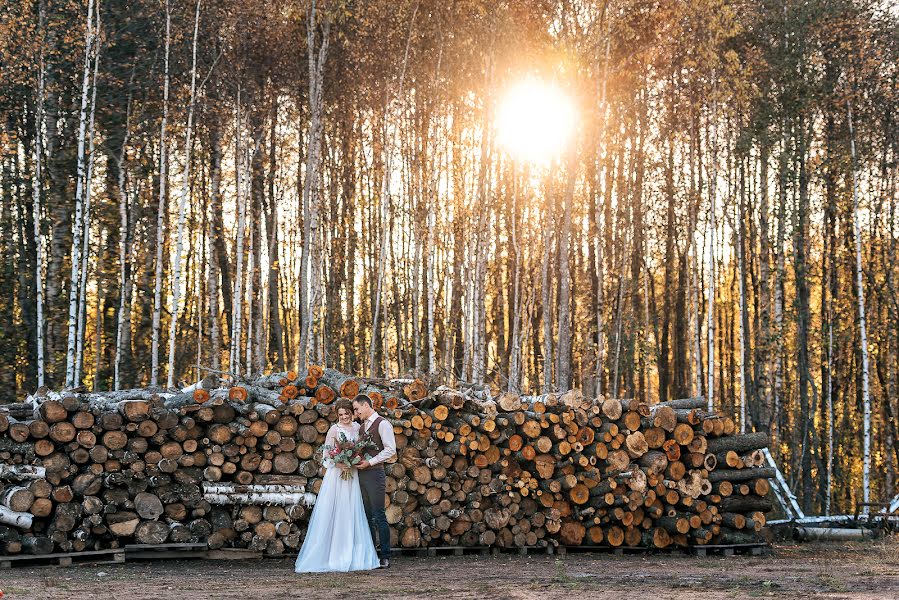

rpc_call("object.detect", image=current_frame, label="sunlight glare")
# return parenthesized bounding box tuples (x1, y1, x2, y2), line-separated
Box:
(496, 79, 576, 164)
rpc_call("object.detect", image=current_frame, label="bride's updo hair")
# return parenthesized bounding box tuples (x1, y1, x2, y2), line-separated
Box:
(334, 398, 353, 415)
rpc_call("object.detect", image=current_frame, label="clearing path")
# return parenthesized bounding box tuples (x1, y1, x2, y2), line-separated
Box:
(1, 539, 897, 599)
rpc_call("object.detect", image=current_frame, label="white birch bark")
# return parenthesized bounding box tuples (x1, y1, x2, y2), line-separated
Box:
(32, 0, 47, 388)
(706, 115, 717, 412)
(75, 21, 101, 386)
(113, 81, 135, 391)
(508, 166, 522, 393)
(826, 300, 834, 515)
(412, 188, 422, 372)
(848, 102, 872, 512)
(300, 0, 330, 373)
(773, 132, 789, 442)
(64, 0, 97, 388)
(690, 226, 703, 398)
(230, 90, 246, 375)
(462, 246, 472, 381)
(425, 167, 437, 376)
(611, 246, 626, 398)
(196, 208, 207, 373)
(0, 506, 33, 529)
(90, 237, 104, 391)
(166, 0, 202, 388)
(151, 0, 172, 387)
(594, 36, 611, 399)
(735, 203, 747, 433)
(541, 195, 554, 393)
(256, 196, 267, 373)
(556, 154, 575, 391)
(473, 207, 490, 385)
(594, 182, 605, 398)
(245, 223, 255, 374)
(0, 465, 46, 480)
(471, 112, 492, 385)
(207, 212, 220, 370)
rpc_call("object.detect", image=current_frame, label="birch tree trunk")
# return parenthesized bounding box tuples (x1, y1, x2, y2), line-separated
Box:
(735, 196, 747, 434)
(196, 198, 207, 373)
(266, 97, 285, 371)
(208, 115, 229, 368)
(32, 0, 47, 388)
(471, 94, 492, 385)
(300, 0, 330, 373)
(249, 114, 266, 374)
(207, 201, 220, 370)
(541, 183, 555, 393)
(245, 220, 255, 374)
(848, 102, 872, 512)
(773, 128, 789, 443)
(594, 37, 611, 399)
(556, 154, 576, 391)
(90, 230, 105, 391)
(151, 0, 172, 386)
(114, 83, 134, 391)
(757, 141, 772, 429)
(690, 222, 703, 398)
(425, 157, 437, 376)
(826, 296, 834, 515)
(508, 166, 522, 393)
(75, 23, 101, 386)
(64, 0, 97, 388)
(706, 112, 717, 412)
(166, 0, 202, 388)
(230, 88, 246, 375)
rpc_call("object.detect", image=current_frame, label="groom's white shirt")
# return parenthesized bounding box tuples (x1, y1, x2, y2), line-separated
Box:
(364, 412, 397, 466)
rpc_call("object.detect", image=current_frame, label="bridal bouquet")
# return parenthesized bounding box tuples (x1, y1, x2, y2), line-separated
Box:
(324, 432, 375, 480)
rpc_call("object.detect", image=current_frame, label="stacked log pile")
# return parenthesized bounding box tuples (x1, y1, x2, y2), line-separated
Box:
(0, 367, 773, 556)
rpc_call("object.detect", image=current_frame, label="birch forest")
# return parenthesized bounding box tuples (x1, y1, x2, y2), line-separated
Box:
(1, 0, 898, 516)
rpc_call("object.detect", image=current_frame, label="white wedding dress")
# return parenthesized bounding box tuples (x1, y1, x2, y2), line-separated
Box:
(294, 422, 380, 573)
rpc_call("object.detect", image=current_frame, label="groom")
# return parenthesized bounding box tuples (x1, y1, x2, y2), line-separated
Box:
(352, 394, 396, 568)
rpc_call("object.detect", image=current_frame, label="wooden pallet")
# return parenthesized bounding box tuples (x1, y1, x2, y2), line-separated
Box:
(689, 543, 767, 557)
(556, 545, 654, 556)
(123, 543, 208, 560)
(0, 542, 768, 569)
(395, 545, 557, 557)
(557, 543, 767, 557)
(409, 545, 498, 557)
(206, 547, 263, 561)
(395, 543, 768, 558)
(0, 548, 125, 569)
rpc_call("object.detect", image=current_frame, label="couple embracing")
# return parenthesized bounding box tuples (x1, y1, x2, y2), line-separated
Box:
(294, 394, 395, 573)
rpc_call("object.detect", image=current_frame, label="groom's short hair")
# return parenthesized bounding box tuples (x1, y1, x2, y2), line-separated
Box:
(352, 394, 373, 407)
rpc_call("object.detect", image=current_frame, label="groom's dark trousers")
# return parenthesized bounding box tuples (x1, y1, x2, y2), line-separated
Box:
(359, 467, 391, 559)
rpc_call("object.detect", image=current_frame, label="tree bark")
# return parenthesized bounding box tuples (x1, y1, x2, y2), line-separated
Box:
(848, 102, 872, 511)
(64, 0, 97, 388)
(151, 0, 172, 386)
(167, 0, 202, 388)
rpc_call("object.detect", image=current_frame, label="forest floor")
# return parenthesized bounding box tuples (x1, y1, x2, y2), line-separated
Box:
(1, 537, 897, 600)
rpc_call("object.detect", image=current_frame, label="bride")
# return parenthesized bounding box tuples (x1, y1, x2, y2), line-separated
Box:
(294, 399, 381, 573)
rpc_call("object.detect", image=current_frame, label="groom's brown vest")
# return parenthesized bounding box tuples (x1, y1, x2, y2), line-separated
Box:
(363, 416, 385, 465)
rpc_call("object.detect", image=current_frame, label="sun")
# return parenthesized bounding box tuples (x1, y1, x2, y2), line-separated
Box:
(496, 79, 576, 165)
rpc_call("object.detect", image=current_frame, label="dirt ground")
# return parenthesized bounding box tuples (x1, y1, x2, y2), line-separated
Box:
(1, 538, 898, 600)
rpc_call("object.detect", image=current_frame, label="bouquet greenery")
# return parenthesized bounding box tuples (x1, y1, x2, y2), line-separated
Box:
(324, 431, 374, 480)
